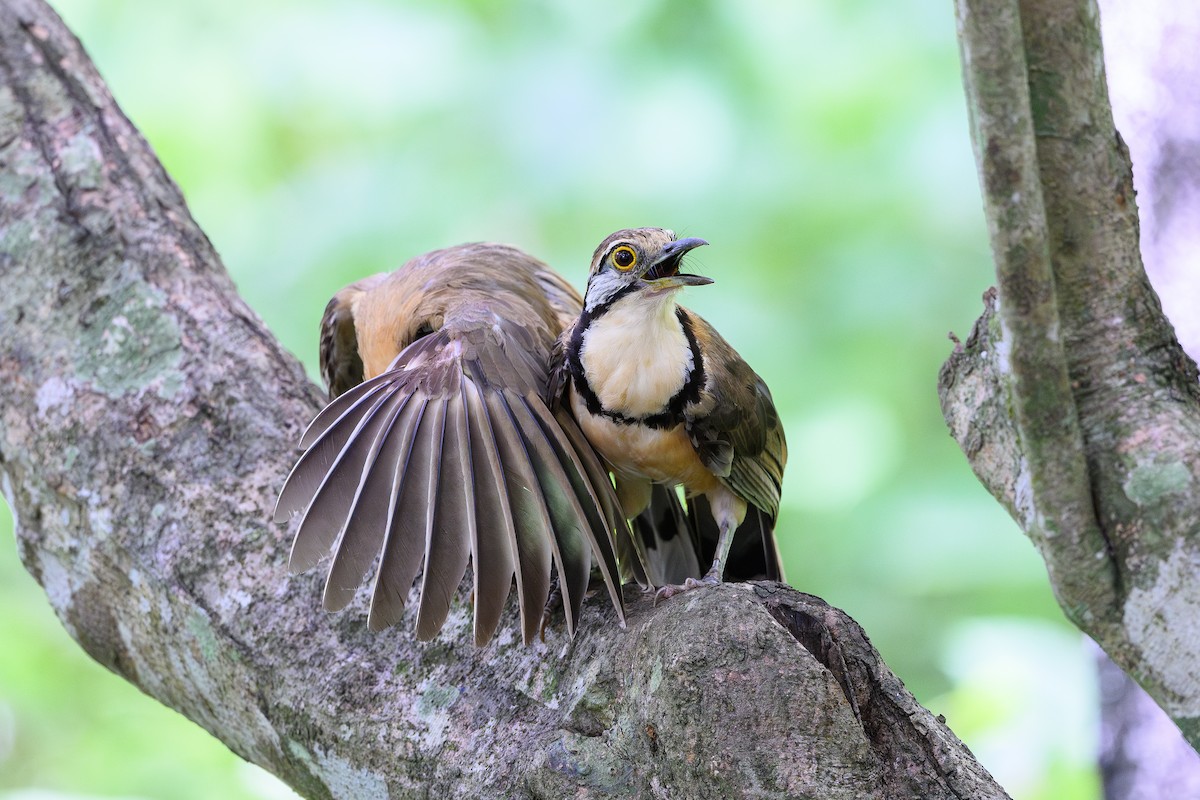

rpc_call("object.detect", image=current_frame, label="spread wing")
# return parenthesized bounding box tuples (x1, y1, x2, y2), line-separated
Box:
(277, 269, 627, 646)
(682, 310, 786, 578)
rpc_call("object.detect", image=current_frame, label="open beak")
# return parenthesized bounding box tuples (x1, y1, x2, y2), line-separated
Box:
(641, 237, 713, 289)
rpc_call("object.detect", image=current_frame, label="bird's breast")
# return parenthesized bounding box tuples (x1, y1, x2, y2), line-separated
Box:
(569, 390, 717, 494)
(577, 297, 693, 418)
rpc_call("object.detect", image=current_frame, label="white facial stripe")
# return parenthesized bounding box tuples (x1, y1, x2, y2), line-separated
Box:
(584, 270, 632, 313)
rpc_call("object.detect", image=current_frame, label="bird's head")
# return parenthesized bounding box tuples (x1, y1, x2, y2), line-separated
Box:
(583, 228, 711, 313)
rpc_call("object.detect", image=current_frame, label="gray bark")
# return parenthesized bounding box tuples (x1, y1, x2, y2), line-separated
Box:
(942, 0, 1200, 748)
(0, 1, 1009, 797)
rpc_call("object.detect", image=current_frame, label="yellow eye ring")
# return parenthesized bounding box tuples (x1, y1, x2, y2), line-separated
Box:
(611, 245, 638, 271)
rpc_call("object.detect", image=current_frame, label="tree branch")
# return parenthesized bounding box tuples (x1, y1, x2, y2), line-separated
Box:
(954, 0, 1119, 621)
(0, 1, 1009, 796)
(944, 0, 1200, 747)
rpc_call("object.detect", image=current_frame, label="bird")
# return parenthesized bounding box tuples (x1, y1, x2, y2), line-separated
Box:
(551, 228, 786, 596)
(273, 242, 639, 646)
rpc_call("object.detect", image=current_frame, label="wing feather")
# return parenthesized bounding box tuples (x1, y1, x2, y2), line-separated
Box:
(462, 378, 518, 645)
(415, 381, 474, 640)
(320, 392, 416, 611)
(684, 327, 786, 520)
(300, 370, 395, 450)
(680, 311, 787, 581)
(286, 389, 397, 573)
(482, 390, 553, 645)
(504, 394, 590, 636)
(524, 399, 625, 625)
(554, 410, 648, 588)
(368, 397, 444, 632)
(274, 377, 393, 523)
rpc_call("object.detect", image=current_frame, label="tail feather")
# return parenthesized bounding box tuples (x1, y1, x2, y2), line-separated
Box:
(633, 485, 702, 586)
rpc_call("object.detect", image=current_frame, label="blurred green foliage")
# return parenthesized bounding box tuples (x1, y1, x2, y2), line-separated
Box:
(0, 0, 1099, 797)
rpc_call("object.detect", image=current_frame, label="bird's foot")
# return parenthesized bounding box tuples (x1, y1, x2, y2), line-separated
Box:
(654, 572, 721, 604)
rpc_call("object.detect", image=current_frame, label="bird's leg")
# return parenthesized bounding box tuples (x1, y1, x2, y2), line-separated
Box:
(653, 525, 730, 602)
(702, 518, 737, 584)
(655, 488, 746, 602)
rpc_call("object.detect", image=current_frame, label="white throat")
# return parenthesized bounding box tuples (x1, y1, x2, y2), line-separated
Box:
(579, 291, 694, 418)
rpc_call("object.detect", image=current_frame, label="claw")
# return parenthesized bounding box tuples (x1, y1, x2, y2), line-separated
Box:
(653, 573, 720, 604)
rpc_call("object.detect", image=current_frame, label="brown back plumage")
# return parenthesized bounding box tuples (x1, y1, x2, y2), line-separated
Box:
(276, 243, 630, 645)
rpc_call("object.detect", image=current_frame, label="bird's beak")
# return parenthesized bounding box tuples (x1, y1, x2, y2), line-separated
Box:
(641, 237, 714, 289)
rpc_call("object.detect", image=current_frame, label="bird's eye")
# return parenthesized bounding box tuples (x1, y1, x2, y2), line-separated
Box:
(611, 246, 637, 271)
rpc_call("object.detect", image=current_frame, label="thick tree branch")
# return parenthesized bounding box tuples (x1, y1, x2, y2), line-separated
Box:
(955, 0, 1118, 621)
(0, 1, 1009, 797)
(944, 0, 1200, 746)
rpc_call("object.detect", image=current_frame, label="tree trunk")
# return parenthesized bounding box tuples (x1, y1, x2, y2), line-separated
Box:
(0, 1, 1009, 797)
(942, 0, 1200, 748)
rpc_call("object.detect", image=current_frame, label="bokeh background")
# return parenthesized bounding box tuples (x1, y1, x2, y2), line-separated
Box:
(0, 1, 1107, 797)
